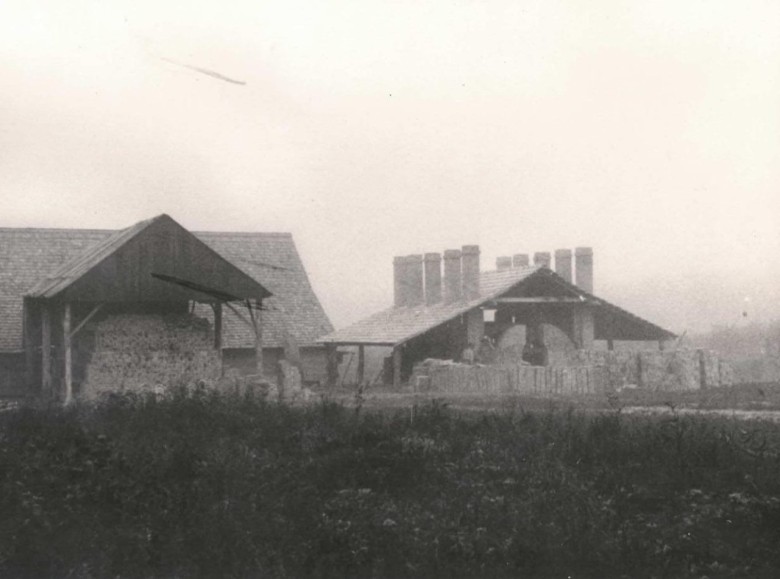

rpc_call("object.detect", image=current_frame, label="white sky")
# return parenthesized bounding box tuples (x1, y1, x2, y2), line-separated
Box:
(1, 0, 779, 334)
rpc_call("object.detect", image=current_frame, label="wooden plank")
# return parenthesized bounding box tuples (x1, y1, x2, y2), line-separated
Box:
(23, 299, 34, 389)
(250, 299, 264, 375)
(325, 344, 338, 388)
(357, 345, 365, 384)
(392, 347, 402, 389)
(493, 297, 595, 304)
(63, 303, 73, 405)
(213, 302, 223, 350)
(68, 303, 104, 340)
(41, 303, 51, 397)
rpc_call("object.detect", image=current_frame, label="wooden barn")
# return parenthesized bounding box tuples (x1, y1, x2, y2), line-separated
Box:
(319, 246, 675, 387)
(0, 214, 333, 400)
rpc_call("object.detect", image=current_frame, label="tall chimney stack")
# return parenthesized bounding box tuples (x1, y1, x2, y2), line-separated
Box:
(575, 247, 593, 293)
(512, 254, 529, 268)
(424, 253, 442, 305)
(554, 249, 573, 283)
(496, 256, 512, 271)
(461, 245, 480, 300)
(393, 256, 406, 307)
(406, 254, 424, 306)
(443, 249, 462, 303)
(533, 251, 551, 269)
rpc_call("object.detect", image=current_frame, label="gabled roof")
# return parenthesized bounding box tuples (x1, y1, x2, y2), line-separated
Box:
(319, 267, 540, 346)
(0, 219, 332, 351)
(319, 266, 675, 347)
(25, 214, 272, 303)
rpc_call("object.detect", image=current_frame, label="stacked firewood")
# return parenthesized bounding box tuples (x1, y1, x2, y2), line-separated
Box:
(82, 313, 221, 398)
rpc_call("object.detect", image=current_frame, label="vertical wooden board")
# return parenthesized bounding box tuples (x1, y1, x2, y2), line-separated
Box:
(41, 303, 52, 397)
(392, 347, 402, 389)
(63, 303, 72, 404)
(357, 345, 365, 384)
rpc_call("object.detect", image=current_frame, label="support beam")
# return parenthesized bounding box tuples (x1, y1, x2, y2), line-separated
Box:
(392, 347, 402, 389)
(465, 308, 485, 349)
(572, 307, 595, 350)
(326, 344, 339, 388)
(493, 297, 595, 304)
(41, 303, 52, 398)
(213, 302, 223, 350)
(213, 302, 223, 377)
(67, 303, 104, 341)
(247, 299, 264, 376)
(63, 303, 73, 405)
(357, 345, 365, 385)
(23, 300, 34, 388)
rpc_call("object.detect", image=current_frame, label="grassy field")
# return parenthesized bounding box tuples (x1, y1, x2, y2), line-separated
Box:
(2, 388, 780, 578)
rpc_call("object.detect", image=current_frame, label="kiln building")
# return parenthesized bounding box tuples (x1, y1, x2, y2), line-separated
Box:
(319, 246, 675, 386)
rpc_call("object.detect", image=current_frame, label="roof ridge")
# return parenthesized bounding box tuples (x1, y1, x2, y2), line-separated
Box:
(0, 227, 114, 234)
(194, 231, 293, 238)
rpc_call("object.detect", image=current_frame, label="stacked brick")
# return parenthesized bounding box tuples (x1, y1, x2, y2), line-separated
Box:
(81, 313, 221, 398)
(411, 348, 736, 395)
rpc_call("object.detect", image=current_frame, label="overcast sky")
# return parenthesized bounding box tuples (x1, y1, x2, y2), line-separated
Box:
(1, 0, 779, 334)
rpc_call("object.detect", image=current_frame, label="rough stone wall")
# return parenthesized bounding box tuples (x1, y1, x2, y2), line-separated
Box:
(81, 313, 221, 398)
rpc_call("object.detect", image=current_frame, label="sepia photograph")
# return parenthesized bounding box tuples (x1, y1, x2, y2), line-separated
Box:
(1, 1, 779, 577)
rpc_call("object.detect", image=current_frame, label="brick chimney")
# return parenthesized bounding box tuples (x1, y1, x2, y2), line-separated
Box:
(393, 256, 406, 307)
(554, 249, 573, 283)
(461, 245, 480, 300)
(575, 247, 593, 293)
(424, 252, 442, 305)
(406, 254, 424, 306)
(533, 251, 551, 269)
(443, 249, 462, 303)
(512, 254, 529, 268)
(496, 256, 512, 271)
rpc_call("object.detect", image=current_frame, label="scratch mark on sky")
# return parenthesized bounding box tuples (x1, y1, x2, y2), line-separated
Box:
(160, 57, 246, 86)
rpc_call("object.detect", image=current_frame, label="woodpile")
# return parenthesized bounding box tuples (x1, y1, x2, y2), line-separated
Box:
(81, 313, 221, 398)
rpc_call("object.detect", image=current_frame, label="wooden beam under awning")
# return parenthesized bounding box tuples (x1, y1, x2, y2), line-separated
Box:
(490, 297, 599, 304)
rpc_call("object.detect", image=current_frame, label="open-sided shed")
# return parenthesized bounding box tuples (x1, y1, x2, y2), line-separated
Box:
(0, 214, 333, 400)
(320, 246, 675, 386)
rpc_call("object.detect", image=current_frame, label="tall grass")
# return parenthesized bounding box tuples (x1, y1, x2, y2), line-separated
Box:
(2, 389, 780, 578)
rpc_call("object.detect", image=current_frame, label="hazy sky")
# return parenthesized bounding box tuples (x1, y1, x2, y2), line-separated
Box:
(1, 0, 779, 334)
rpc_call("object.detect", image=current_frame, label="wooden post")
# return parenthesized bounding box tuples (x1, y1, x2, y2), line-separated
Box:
(63, 303, 73, 405)
(23, 300, 34, 389)
(41, 302, 52, 398)
(213, 303, 223, 350)
(357, 345, 365, 385)
(325, 344, 338, 388)
(213, 302, 223, 377)
(247, 299, 264, 376)
(392, 347, 402, 389)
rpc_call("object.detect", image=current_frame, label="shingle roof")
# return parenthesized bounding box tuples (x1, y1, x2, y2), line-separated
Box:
(319, 267, 539, 346)
(192, 231, 333, 349)
(0, 223, 332, 351)
(319, 266, 675, 346)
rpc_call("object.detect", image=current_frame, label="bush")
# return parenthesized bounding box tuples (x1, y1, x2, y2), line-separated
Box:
(1, 390, 780, 578)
